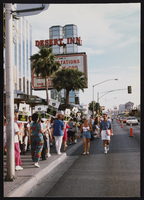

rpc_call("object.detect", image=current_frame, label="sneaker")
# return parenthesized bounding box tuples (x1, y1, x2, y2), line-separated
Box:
(34, 163, 40, 168)
(15, 166, 23, 171)
(107, 145, 109, 151)
(58, 152, 62, 155)
(66, 144, 68, 147)
(104, 149, 107, 154)
(74, 140, 77, 144)
(47, 153, 51, 157)
(69, 142, 72, 145)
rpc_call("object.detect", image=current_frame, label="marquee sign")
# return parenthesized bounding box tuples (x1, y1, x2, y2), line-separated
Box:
(32, 52, 88, 90)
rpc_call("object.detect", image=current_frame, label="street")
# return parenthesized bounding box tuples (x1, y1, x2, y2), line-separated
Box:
(26, 119, 140, 197)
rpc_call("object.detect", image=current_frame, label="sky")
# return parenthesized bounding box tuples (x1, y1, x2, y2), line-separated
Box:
(24, 3, 140, 111)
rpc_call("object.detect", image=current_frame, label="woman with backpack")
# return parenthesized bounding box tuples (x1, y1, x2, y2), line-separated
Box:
(79, 117, 92, 155)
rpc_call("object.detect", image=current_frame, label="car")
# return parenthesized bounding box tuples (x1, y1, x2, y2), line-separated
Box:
(121, 117, 128, 123)
(135, 117, 140, 122)
(126, 117, 138, 125)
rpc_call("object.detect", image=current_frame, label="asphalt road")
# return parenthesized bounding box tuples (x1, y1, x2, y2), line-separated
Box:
(27, 119, 140, 197)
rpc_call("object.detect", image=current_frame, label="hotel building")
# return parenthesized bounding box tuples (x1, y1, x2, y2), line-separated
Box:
(49, 24, 80, 104)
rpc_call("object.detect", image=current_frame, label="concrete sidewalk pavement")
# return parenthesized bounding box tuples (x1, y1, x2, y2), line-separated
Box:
(4, 138, 83, 197)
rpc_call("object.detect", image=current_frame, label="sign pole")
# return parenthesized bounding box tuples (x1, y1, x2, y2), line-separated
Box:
(5, 3, 16, 181)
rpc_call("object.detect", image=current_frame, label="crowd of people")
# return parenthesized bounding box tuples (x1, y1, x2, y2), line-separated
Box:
(4, 110, 113, 170)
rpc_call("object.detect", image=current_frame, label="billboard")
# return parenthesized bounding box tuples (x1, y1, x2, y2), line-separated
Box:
(32, 52, 88, 90)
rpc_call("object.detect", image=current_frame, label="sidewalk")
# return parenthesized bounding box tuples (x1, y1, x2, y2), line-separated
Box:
(4, 138, 83, 197)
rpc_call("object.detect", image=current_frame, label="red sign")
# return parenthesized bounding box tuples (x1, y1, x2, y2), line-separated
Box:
(32, 53, 87, 90)
(35, 37, 82, 47)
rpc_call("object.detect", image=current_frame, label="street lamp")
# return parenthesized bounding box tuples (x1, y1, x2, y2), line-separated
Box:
(92, 79, 118, 116)
(105, 97, 116, 111)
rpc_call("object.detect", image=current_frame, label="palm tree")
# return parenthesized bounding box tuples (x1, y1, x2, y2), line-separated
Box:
(52, 68, 87, 105)
(88, 101, 102, 116)
(30, 47, 61, 105)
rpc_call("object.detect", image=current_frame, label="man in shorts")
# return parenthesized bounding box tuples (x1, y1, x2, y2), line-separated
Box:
(99, 113, 113, 154)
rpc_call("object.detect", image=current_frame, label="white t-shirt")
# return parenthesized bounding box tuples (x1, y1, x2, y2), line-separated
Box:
(14, 122, 19, 143)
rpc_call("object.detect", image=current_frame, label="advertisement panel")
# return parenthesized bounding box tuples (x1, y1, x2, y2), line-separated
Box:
(32, 52, 88, 90)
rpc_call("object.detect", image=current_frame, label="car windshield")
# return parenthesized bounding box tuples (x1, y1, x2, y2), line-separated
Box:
(128, 118, 136, 120)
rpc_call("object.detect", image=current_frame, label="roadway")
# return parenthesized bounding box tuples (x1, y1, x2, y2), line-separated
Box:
(26, 119, 140, 197)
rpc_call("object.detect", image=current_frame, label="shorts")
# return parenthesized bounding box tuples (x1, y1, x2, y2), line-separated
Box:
(101, 130, 110, 141)
(68, 131, 75, 138)
(82, 131, 91, 139)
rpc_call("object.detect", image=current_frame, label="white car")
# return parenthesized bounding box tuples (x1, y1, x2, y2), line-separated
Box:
(126, 117, 138, 125)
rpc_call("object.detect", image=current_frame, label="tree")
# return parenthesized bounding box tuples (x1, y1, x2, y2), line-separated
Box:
(30, 47, 61, 105)
(88, 101, 96, 112)
(52, 68, 87, 104)
(88, 101, 102, 116)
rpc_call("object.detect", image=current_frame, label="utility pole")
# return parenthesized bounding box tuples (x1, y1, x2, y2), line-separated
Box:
(5, 3, 16, 181)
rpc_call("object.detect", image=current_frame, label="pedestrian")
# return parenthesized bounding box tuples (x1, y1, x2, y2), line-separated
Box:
(41, 118, 49, 160)
(23, 122, 29, 154)
(93, 116, 100, 138)
(29, 113, 44, 167)
(45, 117, 52, 158)
(49, 118, 55, 146)
(4, 116, 7, 155)
(14, 110, 24, 153)
(79, 117, 92, 155)
(73, 117, 79, 143)
(62, 117, 71, 151)
(67, 118, 75, 145)
(27, 116, 32, 151)
(51, 114, 65, 155)
(90, 115, 94, 126)
(99, 113, 113, 154)
(14, 122, 23, 171)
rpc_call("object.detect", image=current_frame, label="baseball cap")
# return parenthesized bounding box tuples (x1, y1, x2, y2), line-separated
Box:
(15, 110, 19, 113)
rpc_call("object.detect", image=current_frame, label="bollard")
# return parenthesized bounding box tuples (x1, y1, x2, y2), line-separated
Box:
(121, 121, 123, 128)
(129, 122, 134, 137)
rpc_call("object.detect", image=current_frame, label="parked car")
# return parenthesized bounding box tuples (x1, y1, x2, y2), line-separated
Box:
(135, 117, 140, 122)
(121, 117, 128, 123)
(126, 117, 138, 125)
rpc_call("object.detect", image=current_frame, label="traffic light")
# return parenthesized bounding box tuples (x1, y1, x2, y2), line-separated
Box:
(128, 86, 132, 94)
(96, 103, 99, 110)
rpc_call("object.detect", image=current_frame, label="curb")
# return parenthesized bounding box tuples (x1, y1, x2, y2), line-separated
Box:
(5, 139, 83, 197)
